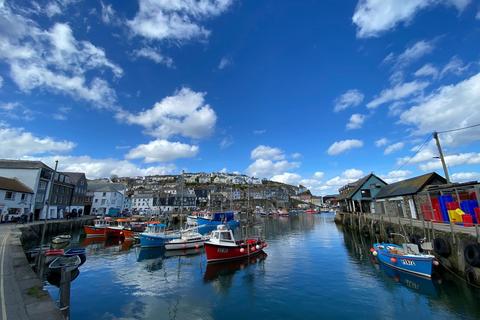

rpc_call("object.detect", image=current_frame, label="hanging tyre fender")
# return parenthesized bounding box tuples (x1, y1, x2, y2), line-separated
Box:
(465, 267, 478, 285)
(361, 225, 370, 237)
(433, 237, 451, 258)
(373, 221, 381, 235)
(464, 243, 480, 267)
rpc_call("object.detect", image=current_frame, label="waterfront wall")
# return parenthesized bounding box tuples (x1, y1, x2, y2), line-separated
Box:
(335, 212, 480, 286)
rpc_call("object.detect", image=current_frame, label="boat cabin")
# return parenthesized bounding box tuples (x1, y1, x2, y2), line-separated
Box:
(145, 223, 167, 234)
(209, 225, 236, 246)
(94, 219, 111, 227)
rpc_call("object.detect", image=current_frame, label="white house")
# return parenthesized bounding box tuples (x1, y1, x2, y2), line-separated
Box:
(131, 193, 158, 214)
(0, 160, 54, 220)
(89, 183, 125, 216)
(0, 176, 34, 222)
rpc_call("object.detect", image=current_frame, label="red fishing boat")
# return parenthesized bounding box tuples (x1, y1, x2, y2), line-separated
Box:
(83, 218, 111, 237)
(204, 225, 268, 263)
(106, 218, 134, 239)
(305, 209, 318, 214)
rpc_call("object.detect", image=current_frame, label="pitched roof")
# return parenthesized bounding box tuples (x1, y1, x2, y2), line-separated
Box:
(338, 173, 387, 200)
(375, 172, 446, 199)
(0, 159, 52, 170)
(87, 182, 125, 193)
(0, 176, 34, 193)
(63, 172, 86, 184)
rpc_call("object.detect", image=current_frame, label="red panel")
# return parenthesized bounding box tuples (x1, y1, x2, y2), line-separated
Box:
(463, 214, 473, 227)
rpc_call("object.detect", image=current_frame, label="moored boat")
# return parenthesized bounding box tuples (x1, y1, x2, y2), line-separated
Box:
(51, 235, 71, 248)
(187, 211, 240, 234)
(165, 228, 208, 250)
(45, 249, 64, 264)
(277, 208, 289, 216)
(305, 209, 317, 214)
(371, 243, 438, 278)
(204, 225, 268, 263)
(64, 248, 87, 266)
(139, 223, 180, 248)
(48, 255, 81, 273)
(84, 218, 110, 237)
(106, 218, 136, 239)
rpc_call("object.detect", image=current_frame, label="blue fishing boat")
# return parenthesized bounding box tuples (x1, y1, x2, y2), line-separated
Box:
(372, 243, 438, 278)
(188, 211, 240, 234)
(139, 223, 180, 248)
(64, 248, 87, 266)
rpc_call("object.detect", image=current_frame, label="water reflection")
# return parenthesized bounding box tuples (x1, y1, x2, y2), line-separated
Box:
(204, 252, 267, 282)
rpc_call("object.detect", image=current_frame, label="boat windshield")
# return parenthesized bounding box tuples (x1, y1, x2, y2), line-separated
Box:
(220, 231, 233, 242)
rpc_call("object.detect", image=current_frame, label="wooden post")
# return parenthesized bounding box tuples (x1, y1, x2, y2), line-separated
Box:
(449, 220, 456, 244)
(60, 268, 71, 320)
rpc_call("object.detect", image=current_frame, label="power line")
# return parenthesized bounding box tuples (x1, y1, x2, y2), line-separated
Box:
(394, 134, 431, 171)
(437, 123, 480, 134)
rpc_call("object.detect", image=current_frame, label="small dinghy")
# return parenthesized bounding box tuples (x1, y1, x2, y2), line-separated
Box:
(45, 249, 64, 264)
(51, 235, 71, 248)
(165, 230, 208, 250)
(64, 248, 87, 266)
(49, 255, 81, 273)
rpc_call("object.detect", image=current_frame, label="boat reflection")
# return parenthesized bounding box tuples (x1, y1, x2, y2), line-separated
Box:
(164, 248, 203, 259)
(46, 269, 81, 287)
(204, 252, 268, 282)
(137, 247, 165, 272)
(378, 262, 439, 297)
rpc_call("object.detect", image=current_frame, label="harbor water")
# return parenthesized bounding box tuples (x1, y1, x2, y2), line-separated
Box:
(43, 213, 480, 319)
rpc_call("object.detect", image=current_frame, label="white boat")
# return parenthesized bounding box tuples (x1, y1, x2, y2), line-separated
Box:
(165, 226, 208, 250)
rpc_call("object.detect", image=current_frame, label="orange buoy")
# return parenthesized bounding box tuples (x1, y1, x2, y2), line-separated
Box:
(390, 257, 397, 264)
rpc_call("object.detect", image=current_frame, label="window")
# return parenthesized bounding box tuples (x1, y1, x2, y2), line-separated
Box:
(95, 199, 98, 203)
(21, 193, 26, 200)
(102, 192, 106, 197)
(360, 189, 371, 198)
(220, 232, 233, 241)
(5, 191, 14, 200)
(101, 199, 106, 205)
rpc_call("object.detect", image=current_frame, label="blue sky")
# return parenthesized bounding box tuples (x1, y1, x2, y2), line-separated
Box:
(0, 0, 480, 195)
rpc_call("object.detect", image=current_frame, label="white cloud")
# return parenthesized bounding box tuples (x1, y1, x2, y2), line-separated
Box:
(440, 56, 469, 78)
(291, 152, 302, 160)
(477, 9, 480, 19)
(400, 72, 480, 146)
(126, 139, 199, 163)
(0, 123, 75, 158)
(324, 168, 365, 188)
(367, 80, 429, 109)
(334, 89, 364, 112)
(219, 135, 233, 149)
(246, 159, 299, 178)
(346, 113, 365, 130)
(375, 137, 389, 147)
(271, 172, 302, 185)
(118, 87, 217, 139)
(451, 172, 480, 182)
(128, 0, 233, 41)
(414, 63, 439, 78)
(218, 57, 231, 70)
(313, 171, 325, 179)
(396, 142, 437, 166)
(0, 6, 121, 108)
(253, 129, 266, 135)
(246, 145, 299, 178)
(24, 155, 176, 179)
(352, 0, 470, 38)
(0, 75, 3, 88)
(384, 142, 405, 155)
(132, 47, 173, 67)
(381, 170, 412, 183)
(100, 1, 121, 25)
(419, 152, 480, 171)
(327, 139, 363, 155)
(251, 145, 285, 161)
(0, 102, 18, 111)
(386, 40, 435, 69)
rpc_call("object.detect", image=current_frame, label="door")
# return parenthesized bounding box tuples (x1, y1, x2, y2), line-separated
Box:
(408, 198, 417, 219)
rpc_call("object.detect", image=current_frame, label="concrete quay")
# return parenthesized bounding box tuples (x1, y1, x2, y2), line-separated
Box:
(0, 216, 94, 320)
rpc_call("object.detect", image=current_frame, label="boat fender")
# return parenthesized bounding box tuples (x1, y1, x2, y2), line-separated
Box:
(256, 245, 260, 250)
(240, 248, 245, 253)
(390, 257, 397, 264)
(433, 238, 451, 258)
(464, 243, 480, 267)
(465, 267, 478, 285)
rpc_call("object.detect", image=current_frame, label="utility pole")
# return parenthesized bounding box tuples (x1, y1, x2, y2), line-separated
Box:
(433, 131, 451, 183)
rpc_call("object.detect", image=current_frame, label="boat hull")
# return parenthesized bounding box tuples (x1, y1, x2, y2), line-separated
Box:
(165, 238, 205, 250)
(83, 225, 106, 237)
(204, 240, 267, 263)
(374, 243, 433, 278)
(139, 233, 179, 248)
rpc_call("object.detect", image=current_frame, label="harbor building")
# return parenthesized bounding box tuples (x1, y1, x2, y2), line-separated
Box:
(0, 176, 34, 222)
(63, 172, 88, 216)
(338, 173, 387, 214)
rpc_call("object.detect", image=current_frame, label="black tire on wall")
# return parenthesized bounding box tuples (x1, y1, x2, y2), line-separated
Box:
(373, 222, 380, 235)
(464, 243, 480, 267)
(433, 237, 451, 258)
(465, 267, 478, 285)
(361, 225, 370, 237)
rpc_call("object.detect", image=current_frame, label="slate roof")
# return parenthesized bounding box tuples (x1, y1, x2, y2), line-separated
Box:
(338, 173, 387, 200)
(0, 176, 34, 193)
(63, 172, 86, 184)
(375, 172, 446, 199)
(0, 159, 52, 170)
